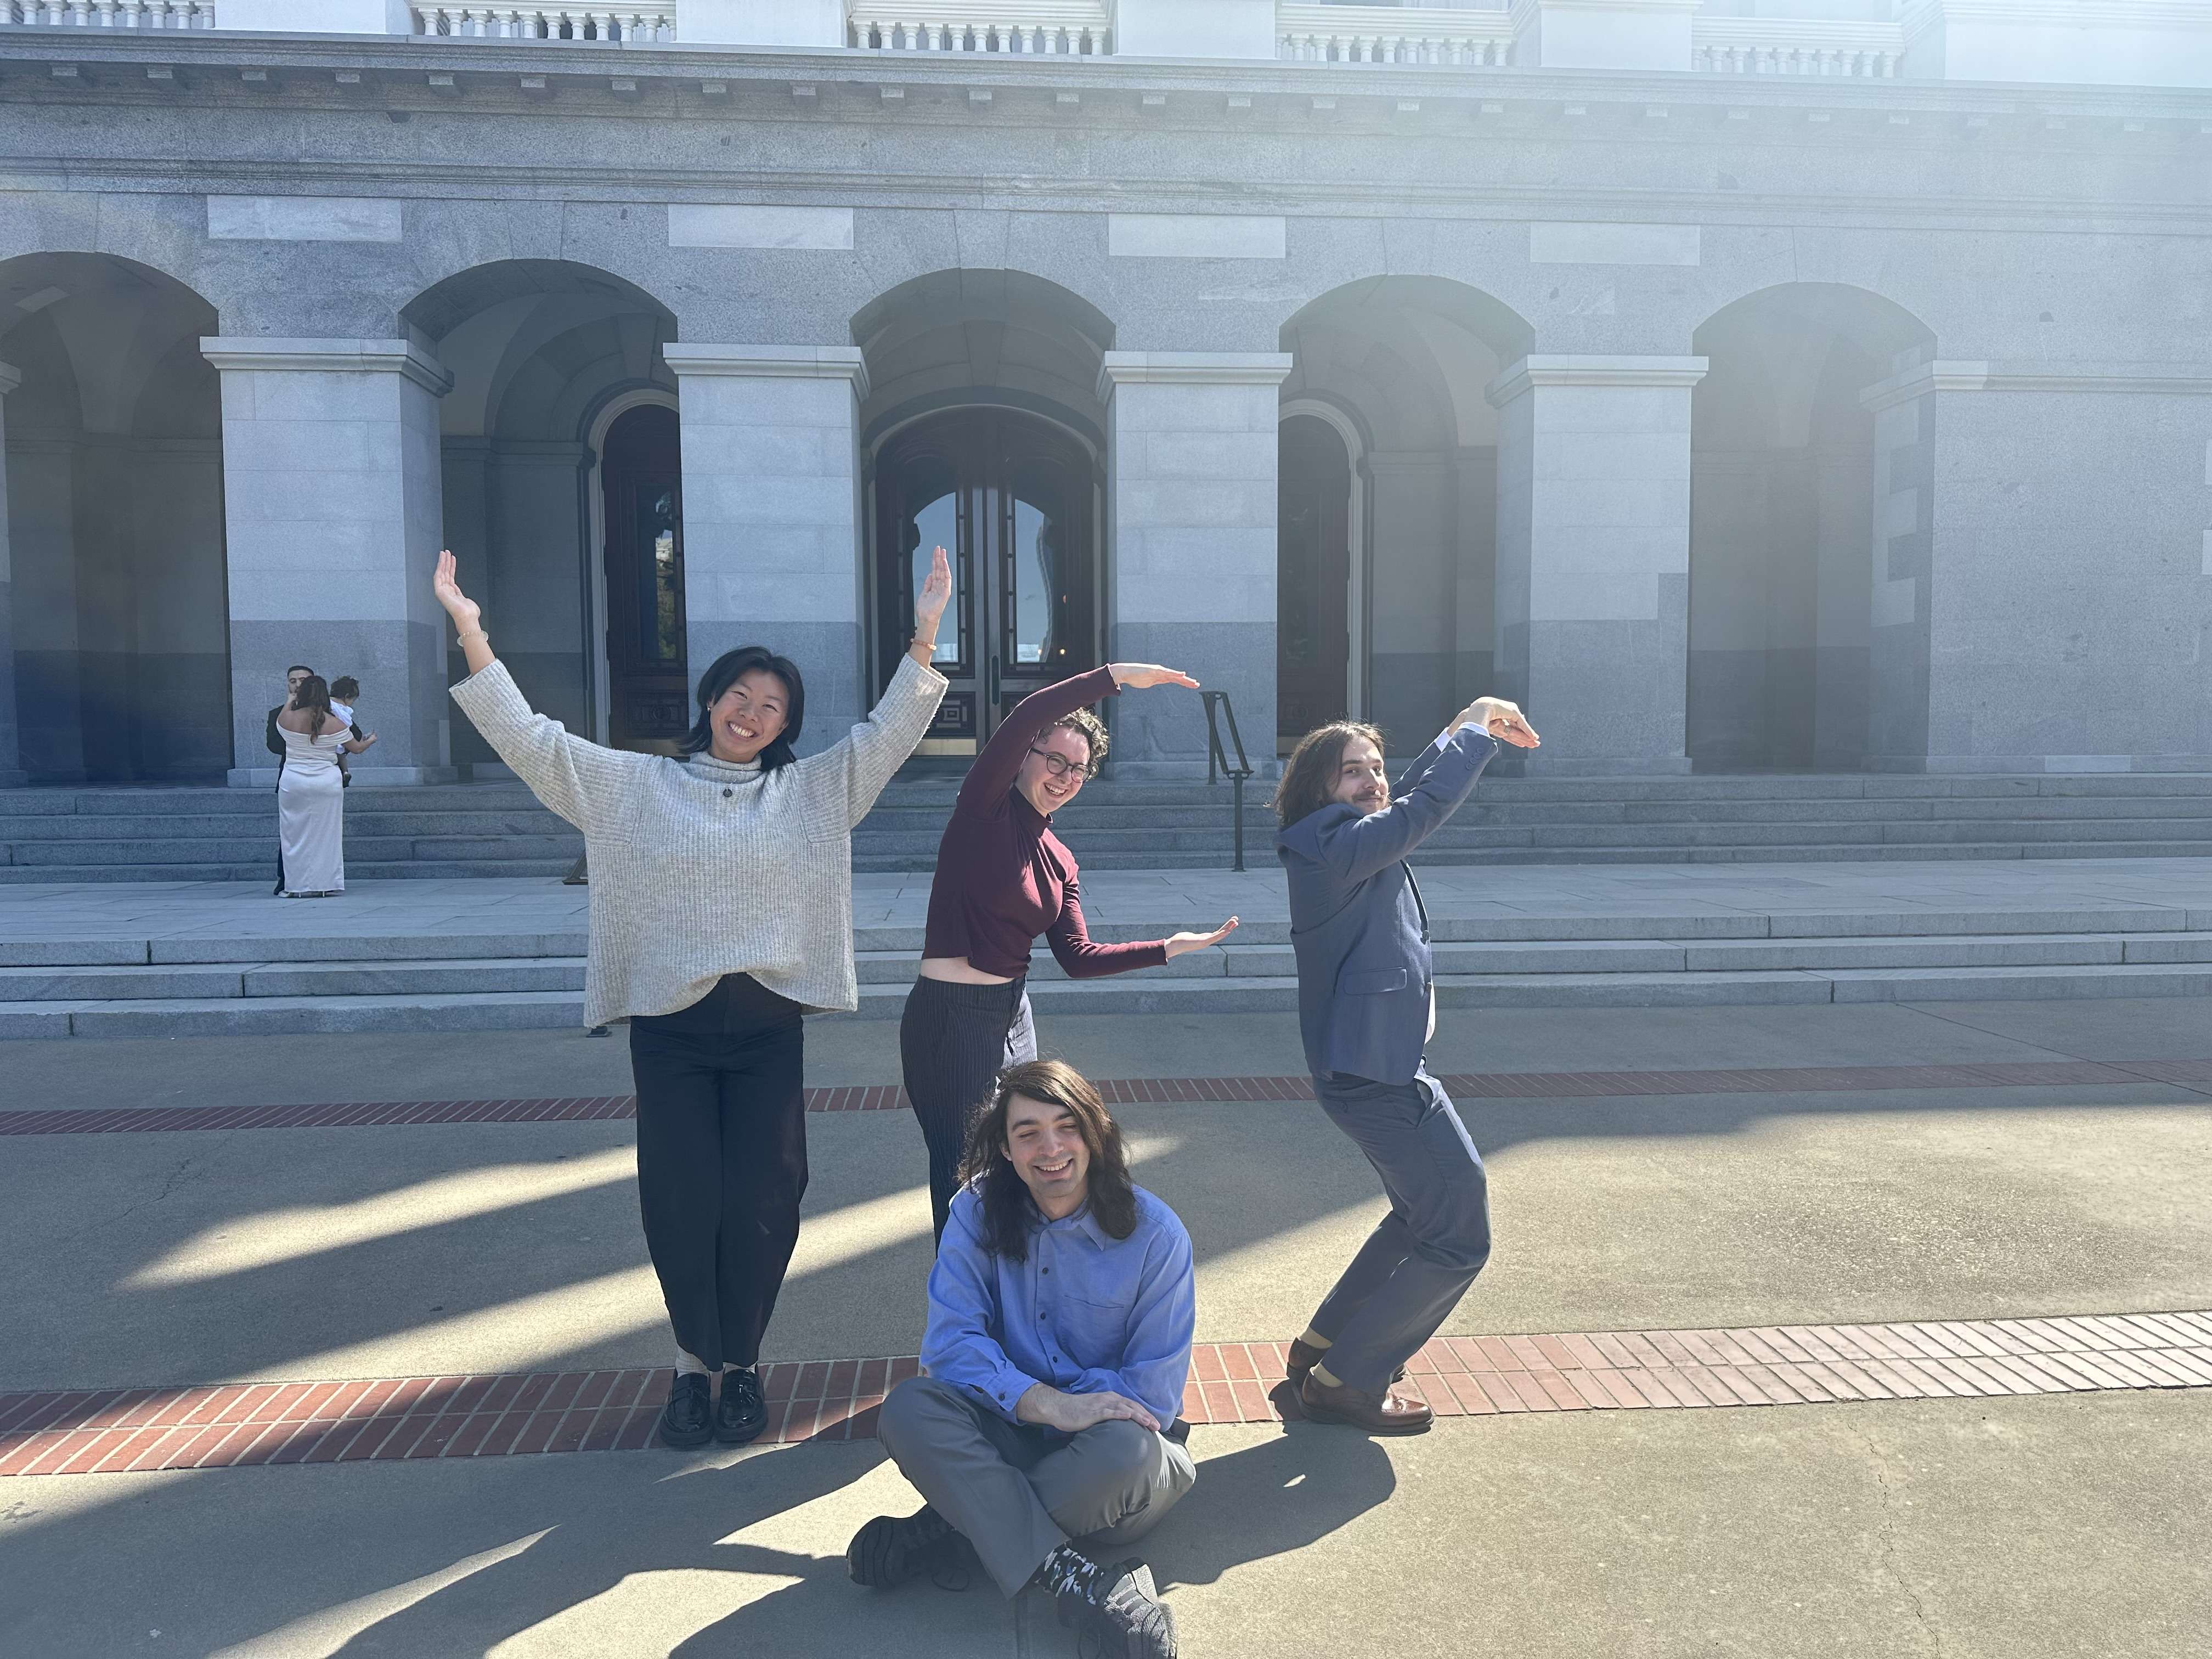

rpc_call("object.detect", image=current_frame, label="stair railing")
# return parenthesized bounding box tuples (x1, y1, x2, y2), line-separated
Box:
(1201, 690, 1254, 872)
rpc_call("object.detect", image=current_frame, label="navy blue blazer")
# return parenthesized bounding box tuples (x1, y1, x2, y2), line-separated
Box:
(1276, 727, 1500, 1086)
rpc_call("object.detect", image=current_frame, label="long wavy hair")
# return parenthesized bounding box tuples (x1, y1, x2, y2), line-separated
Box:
(957, 1058, 1137, 1262)
(288, 674, 336, 738)
(1273, 721, 1387, 827)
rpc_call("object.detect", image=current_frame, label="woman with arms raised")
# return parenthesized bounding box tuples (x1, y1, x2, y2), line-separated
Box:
(434, 545, 951, 1450)
(901, 663, 1239, 1242)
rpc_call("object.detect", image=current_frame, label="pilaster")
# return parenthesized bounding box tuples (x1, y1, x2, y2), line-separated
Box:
(201, 337, 456, 786)
(663, 344, 868, 747)
(1098, 351, 1293, 776)
(1487, 354, 1707, 775)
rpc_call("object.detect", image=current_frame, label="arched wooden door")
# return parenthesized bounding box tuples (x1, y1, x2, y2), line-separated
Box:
(600, 404, 688, 752)
(873, 409, 1098, 754)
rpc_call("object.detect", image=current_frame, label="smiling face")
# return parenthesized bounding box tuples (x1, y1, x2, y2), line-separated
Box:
(707, 668, 791, 765)
(1015, 723, 1092, 816)
(1329, 734, 1389, 814)
(286, 667, 312, 698)
(1002, 1091, 1092, 1221)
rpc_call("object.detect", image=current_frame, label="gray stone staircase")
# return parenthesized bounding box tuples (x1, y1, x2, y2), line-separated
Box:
(11, 904, 2212, 1038)
(11, 771, 2212, 883)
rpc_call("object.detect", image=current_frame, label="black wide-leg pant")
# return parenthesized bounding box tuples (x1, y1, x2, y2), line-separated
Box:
(628, 973, 806, 1372)
(899, 975, 1037, 1242)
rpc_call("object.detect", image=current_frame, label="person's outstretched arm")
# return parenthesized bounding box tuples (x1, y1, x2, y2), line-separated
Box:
(806, 547, 953, 830)
(1306, 697, 1540, 885)
(432, 550, 636, 832)
(1044, 873, 1237, 979)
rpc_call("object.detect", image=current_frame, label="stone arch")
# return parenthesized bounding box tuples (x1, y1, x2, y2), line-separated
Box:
(1688, 283, 1938, 770)
(401, 259, 682, 751)
(851, 270, 1116, 754)
(0, 253, 228, 782)
(1276, 276, 1536, 749)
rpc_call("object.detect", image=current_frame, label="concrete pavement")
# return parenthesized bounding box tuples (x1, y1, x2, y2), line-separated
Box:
(4, 996, 2210, 1656)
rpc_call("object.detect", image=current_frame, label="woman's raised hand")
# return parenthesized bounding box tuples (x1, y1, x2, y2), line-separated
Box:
(915, 545, 952, 636)
(1108, 663, 1200, 691)
(433, 549, 482, 633)
(1163, 916, 1239, 959)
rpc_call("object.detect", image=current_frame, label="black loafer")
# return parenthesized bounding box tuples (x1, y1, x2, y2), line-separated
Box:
(659, 1371, 713, 1448)
(715, 1366, 768, 1444)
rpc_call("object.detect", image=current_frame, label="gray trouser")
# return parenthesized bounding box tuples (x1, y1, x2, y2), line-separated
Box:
(876, 1376, 1197, 1598)
(1308, 1063, 1492, 1394)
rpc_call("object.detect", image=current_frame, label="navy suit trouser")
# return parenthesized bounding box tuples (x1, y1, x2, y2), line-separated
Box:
(1308, 1063, 1492, 1394)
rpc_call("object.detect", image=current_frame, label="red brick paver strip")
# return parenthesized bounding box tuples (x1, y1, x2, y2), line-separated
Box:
(7, 1056, 2210, 1136)
(4, 1308, 2204, 1478)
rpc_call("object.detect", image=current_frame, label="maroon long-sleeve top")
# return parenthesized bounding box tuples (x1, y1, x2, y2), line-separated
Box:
(920, 668, 1171, 981)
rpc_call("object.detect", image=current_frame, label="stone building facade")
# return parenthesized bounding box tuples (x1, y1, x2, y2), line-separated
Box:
(4, 1, 2212, 786)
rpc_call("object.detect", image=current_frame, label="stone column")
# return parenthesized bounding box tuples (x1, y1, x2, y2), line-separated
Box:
(1487, 354, 1707, 775)
(663, 345, 868, 747)
(1098, 352, 1293, 777)
(201, 338, 456, 786)
(0, 362, 22, 786)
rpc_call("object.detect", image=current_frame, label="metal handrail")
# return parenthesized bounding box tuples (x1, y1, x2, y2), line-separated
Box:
(1201, 690, 1254, 872)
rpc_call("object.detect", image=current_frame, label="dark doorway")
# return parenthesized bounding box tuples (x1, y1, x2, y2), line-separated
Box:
(872, 409, 1099, 755)
(600, 404, 687, 752)
(1277, 413, 1353, 751)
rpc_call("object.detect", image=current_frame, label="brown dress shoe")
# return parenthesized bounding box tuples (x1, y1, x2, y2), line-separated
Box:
(1285, 1338, 1404, 1388)
(1297, 1373, 1434, 1435)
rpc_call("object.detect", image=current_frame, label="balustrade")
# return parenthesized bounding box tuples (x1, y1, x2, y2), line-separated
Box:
(3, 2, 216, 25)
(1692, 20, 1902, 78)
(1277, 2, 1511, 66)
(409, 6, 675, 42)
(847, 2, 1110, 54)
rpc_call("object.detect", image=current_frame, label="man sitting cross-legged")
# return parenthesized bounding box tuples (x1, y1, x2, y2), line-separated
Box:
(851, 1057, 1195, 1659)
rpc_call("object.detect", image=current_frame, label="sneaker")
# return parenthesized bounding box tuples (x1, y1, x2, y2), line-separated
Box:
(848, 1505, 961, 1589)
(658, 1371, 713, 1448)
(715, 1367, 768, 1444)
(1057, 1559, 1177, 1659)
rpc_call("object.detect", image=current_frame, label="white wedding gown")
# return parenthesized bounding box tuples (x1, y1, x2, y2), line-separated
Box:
(277, 724, 350, 895)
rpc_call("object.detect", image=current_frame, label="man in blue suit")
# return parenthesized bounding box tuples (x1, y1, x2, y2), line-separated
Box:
(1272, 695, 1540, 1432)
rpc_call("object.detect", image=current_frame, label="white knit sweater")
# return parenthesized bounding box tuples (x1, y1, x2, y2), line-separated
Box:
(450, 655, 947, 1025)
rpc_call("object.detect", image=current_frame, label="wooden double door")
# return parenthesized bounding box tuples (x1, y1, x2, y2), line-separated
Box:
(872, 409, 1099, 754)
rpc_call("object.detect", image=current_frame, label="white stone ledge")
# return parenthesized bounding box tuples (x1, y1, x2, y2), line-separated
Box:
(1860, 359, 2212, 410)
(1096, 352, 1294, 400)
(199, 338, 453, 396)
(661, 344, 868, 397)
(1485, 355, 1709, 406)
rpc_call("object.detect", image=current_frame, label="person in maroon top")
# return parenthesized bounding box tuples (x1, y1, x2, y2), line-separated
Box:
(901, 664, 1239, 1239)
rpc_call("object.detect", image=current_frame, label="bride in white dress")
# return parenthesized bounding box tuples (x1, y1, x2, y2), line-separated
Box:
(275, 675, 376, 898)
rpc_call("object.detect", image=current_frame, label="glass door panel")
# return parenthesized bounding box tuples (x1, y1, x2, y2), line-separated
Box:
(874, 409, 1098, 758)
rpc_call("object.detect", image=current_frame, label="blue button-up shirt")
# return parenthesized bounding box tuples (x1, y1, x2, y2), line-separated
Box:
(922, 1183, 1196, 1430)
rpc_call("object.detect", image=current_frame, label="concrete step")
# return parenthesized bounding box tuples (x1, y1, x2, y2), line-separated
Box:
(22, 958, 2212, 1037)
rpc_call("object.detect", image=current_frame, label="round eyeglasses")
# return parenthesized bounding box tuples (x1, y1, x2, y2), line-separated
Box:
(1027, 746, 1088, 781)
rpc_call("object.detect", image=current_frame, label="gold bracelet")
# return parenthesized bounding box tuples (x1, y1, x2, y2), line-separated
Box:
(456, 629, 489, 646)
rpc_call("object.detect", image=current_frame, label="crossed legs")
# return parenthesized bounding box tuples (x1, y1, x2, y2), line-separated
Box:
(875, 1376, 1195, 1598)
